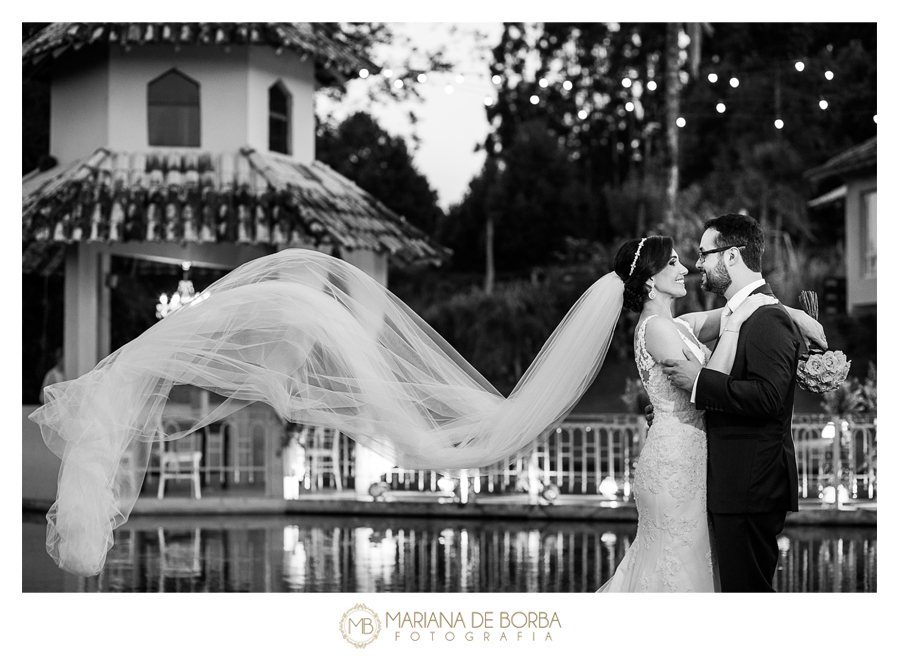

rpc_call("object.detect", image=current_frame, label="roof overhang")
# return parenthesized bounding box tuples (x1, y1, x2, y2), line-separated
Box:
(22, 147, 451, 274)
(807, 185, 847, 209)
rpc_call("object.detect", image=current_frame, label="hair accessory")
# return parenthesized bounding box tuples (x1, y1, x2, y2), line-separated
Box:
(629, 237, 647, 276)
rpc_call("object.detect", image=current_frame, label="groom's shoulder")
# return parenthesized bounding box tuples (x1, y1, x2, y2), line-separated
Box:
(745, 302, 795, 334)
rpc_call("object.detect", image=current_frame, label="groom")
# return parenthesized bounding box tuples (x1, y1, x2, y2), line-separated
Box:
(662, 213, 804, 593)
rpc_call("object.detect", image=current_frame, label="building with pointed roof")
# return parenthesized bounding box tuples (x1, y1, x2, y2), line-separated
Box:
(22, 22, 450, 503)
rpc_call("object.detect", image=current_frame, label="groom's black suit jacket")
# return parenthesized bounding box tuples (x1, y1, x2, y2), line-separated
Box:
(695, 286, 803, 515)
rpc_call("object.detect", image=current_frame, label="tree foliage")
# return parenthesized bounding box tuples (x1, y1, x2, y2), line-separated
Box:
(445, 22, 876, 278)
(316, 111, 444, 235)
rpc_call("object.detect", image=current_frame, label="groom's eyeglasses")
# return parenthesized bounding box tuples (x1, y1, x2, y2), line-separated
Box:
(697, 244, 746, 263)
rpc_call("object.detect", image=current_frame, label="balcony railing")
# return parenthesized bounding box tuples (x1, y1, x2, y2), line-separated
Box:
(368, 413, 877, 506)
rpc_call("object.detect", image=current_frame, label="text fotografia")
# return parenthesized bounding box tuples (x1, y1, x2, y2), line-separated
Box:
(386, 611, 561, 642)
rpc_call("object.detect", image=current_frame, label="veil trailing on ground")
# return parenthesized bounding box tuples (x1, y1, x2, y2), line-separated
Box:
(30, 249, 624, 576)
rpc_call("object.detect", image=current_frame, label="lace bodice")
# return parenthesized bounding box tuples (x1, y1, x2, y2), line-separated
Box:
(634, 315, 710, 429)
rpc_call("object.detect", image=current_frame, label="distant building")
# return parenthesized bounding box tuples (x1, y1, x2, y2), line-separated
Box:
(806, 136, 876, 316)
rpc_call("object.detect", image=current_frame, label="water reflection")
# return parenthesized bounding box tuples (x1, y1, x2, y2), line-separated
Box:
(22, 512, 876, 593)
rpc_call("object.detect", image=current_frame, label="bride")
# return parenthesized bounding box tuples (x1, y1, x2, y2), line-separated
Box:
(30, 240, 823, 581)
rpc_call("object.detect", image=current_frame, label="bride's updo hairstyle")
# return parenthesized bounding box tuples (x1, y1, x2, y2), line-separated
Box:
(614, 235, 675, 312)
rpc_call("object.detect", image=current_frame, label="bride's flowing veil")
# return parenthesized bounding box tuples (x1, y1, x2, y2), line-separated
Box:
(30, 248, 625, 576)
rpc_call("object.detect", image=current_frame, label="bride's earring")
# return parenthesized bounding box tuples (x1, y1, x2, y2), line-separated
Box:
(648, 287, 657, 300)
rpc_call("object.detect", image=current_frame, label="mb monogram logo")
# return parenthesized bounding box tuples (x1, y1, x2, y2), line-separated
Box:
(340, 604, 382, 648)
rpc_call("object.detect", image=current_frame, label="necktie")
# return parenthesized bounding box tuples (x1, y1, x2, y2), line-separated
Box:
(719, 305, 733, 338)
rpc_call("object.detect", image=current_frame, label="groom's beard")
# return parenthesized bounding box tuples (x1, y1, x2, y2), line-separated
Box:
(701, 260, 731, 295)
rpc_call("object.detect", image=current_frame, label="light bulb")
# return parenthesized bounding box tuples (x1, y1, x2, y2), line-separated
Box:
(825, 70, 834, 80)
(622, 78, 632, 88)
(484, 96, 493, 106)
(539, 78, 548, 88)
(444, 84, 454, 94)
(359, 69, 369, 79)
(491, 74, 501, 84)
(795, 62, 805, 72)
(577, 109, 588, 120)
(716, 102, 726, 113)
(393, 79, 403, 89)
(383, 68, 393, 78)
(676, 117, 686, 128)
(562, 80, 573, 91)
(530, 95, 539, 105)
(708, 73, 718, 83)
(774, 119, 784, 129)
(417, 73, 427, 83)
(455, 74, 465, 84)
(647, 80, 657, 91)
(819, 99, 828, 110)
(730, 77, 739, 88)
(625, 101, 634, 112)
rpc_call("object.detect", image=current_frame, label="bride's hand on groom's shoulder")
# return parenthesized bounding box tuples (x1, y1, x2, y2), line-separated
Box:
(729, 295, 778, 328)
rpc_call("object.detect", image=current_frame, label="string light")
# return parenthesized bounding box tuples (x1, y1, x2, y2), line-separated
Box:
(354, 53, 863, 134)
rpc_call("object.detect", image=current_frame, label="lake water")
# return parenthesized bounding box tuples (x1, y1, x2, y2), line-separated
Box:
(22, 511, 876, 593)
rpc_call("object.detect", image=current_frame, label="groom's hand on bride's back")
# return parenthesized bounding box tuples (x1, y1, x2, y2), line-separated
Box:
(644, 404, 654, 427)
(661, 348, 702, 391)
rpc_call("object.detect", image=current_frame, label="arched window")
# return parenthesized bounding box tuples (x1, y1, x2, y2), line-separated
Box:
(148, 69, 200, 147)
(269, 82, 291, 155)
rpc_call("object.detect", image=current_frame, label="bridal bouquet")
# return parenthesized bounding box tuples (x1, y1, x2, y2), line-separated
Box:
(796, 291, 851, 394)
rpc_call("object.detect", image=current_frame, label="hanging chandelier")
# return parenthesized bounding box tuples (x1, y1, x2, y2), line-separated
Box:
(156, 261, 209, 319)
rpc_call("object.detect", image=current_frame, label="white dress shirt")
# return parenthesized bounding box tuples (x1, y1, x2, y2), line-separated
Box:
(690, 278, 766, 403)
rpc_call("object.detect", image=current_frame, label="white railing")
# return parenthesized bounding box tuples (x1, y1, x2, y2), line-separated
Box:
(365, 413, 876, 505)
(792, 414, 877, 505)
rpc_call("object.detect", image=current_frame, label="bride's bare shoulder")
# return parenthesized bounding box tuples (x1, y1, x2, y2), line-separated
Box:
(641, 315, 690, 362)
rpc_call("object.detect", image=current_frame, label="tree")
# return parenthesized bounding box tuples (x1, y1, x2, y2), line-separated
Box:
(440, 119, 589, 276)
(316, 112, 444, 235)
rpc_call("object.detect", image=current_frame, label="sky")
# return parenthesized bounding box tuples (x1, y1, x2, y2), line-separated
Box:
(317, 23, 505, 211)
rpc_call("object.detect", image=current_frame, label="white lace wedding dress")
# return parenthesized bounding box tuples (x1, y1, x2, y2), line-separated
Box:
(599, 315, 719, 593)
